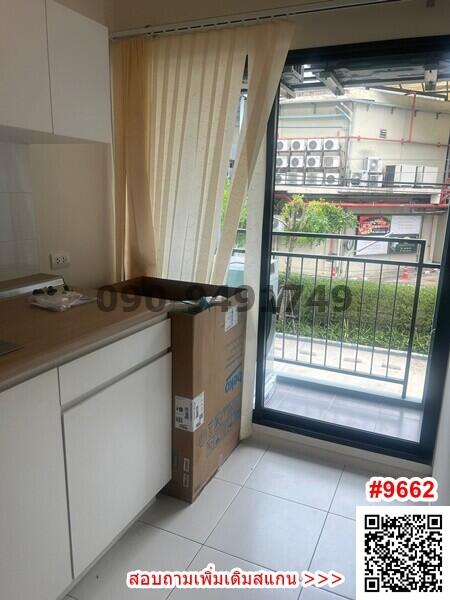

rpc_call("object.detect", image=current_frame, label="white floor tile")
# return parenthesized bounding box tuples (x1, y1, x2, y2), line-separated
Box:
(309, 514, 356, 600)
(169, 546, 299, 599)
(206, 487, 326, 573)
(141, 479, 240, 543)
(215, 439, 268, 486)
(329, 469, 373, 520)
(245, 448, 343, 511)
(330, 467, 415, 520)
(300, 587, 342, 600)
(71, 521, 200, 600)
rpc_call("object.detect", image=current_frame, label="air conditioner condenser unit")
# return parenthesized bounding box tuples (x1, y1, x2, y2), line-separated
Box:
(277, 139, 290, 152)
(290, 139, 306, 152)
(307, 138, 322, 151)
(289, 155, 305, 169)
(286, 171, 304, 185)
(364, 157, 383, 172)
(324, 172, 340, 186)
(276, 155, 289, 169)
(323, 138, 339, 151)
(367, 173, 383, 188)
(305, 172, 324, 186)
(306, 155, 322, 168)
(350, 171, 368, 187)
(323, 155, 341, 169)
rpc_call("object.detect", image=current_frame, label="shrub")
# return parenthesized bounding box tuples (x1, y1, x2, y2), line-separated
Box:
(276, 271, 436, 354)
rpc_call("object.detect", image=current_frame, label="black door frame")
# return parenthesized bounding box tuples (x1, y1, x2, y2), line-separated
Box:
(253, 35, 450, 465)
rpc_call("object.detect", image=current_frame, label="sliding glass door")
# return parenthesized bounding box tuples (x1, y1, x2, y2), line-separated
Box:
(254, 36, 450, 464)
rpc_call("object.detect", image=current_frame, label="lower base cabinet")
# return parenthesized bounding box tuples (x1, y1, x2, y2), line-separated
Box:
(63, 353, 172, 576)
(0, 371, 72, 600)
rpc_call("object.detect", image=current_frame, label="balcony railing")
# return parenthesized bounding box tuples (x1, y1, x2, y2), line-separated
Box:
(232, 230, 440, 403)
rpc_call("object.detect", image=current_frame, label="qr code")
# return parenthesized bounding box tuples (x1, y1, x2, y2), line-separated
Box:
(356, 506, 450, 599)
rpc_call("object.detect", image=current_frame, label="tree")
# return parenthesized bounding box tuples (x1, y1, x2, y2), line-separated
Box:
(280, 195, 357, 244)
(278, 195, 357, 311)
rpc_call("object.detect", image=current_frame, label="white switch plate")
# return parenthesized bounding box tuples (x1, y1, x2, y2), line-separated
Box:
(50, 252, 70, 269)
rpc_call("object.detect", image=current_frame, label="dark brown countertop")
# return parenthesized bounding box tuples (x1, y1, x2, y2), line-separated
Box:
(0, 289, 172, 393)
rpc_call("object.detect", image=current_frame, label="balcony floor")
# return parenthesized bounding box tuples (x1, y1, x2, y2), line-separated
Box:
(265, 379, 423, 442)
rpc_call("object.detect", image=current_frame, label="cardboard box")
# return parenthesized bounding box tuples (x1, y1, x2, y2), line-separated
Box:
(110, 277, 246, 502)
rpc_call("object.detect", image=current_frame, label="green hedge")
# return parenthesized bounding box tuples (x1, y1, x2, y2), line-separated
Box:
(276, 272, 436, 354)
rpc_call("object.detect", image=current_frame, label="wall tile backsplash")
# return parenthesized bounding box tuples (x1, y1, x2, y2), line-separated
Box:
(0, 143, 38, 281)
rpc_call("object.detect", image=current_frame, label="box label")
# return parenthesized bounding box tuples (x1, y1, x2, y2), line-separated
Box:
(174, 393, 205, 432)
(225, 305, 239, 332)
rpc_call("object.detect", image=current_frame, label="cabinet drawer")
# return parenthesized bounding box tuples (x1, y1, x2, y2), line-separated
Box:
(59, 318, 170, 406)
(63, 353, 172, 577)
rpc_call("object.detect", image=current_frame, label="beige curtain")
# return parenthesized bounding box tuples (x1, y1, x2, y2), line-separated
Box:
(211, 21, 294, 284)
(112, 21, 293, 283)
(111, 39, 156, 279)
(112, 28, 247, 281)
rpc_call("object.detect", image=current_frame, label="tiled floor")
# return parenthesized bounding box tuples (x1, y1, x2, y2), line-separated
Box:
(266, 381, 423, 442)
(67, 438, 400, 600)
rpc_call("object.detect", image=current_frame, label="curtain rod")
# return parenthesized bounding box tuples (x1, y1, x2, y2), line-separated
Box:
(110, 0, 404, 40)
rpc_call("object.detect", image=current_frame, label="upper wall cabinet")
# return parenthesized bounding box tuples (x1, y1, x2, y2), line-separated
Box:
(46, 1, 112, 143)
(0, 0, 53, 134)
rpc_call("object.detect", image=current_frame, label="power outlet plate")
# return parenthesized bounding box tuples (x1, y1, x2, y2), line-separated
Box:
(50, 252, 71, 269)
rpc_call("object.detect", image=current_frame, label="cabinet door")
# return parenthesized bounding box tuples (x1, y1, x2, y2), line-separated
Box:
(0, 371, 72, 600)
(46, 0, 112, 142)
(64, 353, 172, 576)
(0, 0, 53, 133)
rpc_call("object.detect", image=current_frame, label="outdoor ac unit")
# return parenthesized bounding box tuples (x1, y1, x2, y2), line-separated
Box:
(306, 155, 322, 168)
(290, 139, 306, 152)
(289, 155, 305, 169)
(323, 155, 341, 169)
(367, 173, 383, 188)
(305, 172, 324, 186)
(275, 173, 284, 184)
(286, 171, 304, 185)
(307, 138, 322, 151)
(323, 138, 339, 151)
(324, 172, 340, 186)
(364, 157, 383, 172)
(277, 139, 290, 152)
(350, 171, 368, 187)
(276, 155, 289, 168)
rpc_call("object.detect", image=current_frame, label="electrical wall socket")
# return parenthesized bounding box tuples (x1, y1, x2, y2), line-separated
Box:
(50, 252, 71, 269)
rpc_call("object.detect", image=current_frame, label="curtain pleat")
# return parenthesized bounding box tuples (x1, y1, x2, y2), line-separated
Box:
(211, 21, 294, 284)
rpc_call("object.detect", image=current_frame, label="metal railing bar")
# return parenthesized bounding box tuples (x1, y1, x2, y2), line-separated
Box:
(369, 264, 384, 376)
(401, 242, 426, 398)
(310, 257, 319, 366)
(338, 261, 350, 370)
(281, 255, 290, 360)
(295, 256, 304, 362)
(271, 250, 424, 268)
(275, 356, 405, 385)
(354, 261, 367, 373)
(272, 231, 427, 245)
(323, 259, 334, 368)
(385, 265, 401, 378)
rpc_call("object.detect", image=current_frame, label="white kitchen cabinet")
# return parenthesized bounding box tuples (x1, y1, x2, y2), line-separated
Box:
(0, 371, 72, 600)
(46, 0, 112, 143)
(64, 353, 172, 576)
(0, 0, 53, 134)
(59, 319, 171, 406)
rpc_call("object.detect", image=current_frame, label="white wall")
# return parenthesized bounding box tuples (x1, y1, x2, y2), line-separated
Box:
(29, 144, 114, 288)
(0, 143, 39, 281)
